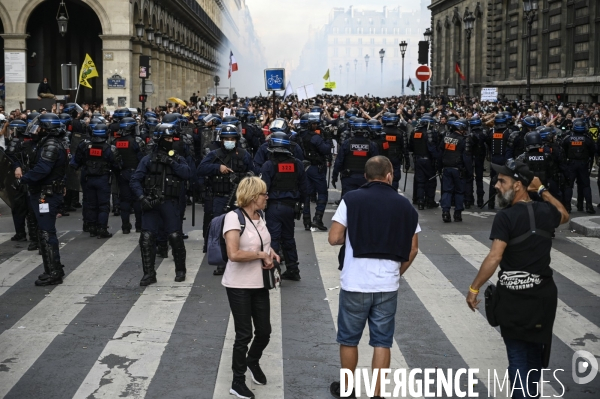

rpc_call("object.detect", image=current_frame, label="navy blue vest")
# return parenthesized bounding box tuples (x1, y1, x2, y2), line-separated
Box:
(344, 181, 418, 262)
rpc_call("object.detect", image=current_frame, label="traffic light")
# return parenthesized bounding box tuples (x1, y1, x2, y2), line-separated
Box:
(556, 93, 568, 103)
(139, 94, 147, 103)
(418, 41, 429, 65)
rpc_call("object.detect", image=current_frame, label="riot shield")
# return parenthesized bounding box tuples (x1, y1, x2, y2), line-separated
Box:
(66, 132, 86, 192)
(0, 148, 19, 209)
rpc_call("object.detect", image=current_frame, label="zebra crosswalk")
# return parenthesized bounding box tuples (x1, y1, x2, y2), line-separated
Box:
(0, 219, 598, 398)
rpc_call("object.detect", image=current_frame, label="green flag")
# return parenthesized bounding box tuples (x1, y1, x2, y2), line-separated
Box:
(324, 81, 336, 89)
(323, 69, 330, 80)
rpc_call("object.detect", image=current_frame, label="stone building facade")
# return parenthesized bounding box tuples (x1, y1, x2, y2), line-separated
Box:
(0, 0, 265, 112)
(429, 0, 599, 102)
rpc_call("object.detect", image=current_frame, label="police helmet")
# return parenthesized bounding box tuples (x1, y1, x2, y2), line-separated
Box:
(63, 103, 82, 117)
(113, 108, 132, 121)
(348, 116, 358, 129)
(27, 111, 40, 124)
(39, 113, 62, 133)
(235, 108, 249, 122)
(572, 118, 587, 133)
(119, 117, 137, 135)
(154, 123, 176, 138)
(220, 124, 240, 140)
(346, 108, 358, 118)
(223, 115, 240, 127)
(145, 117, 159, 128)
(89, 117, 103, 130)
(469, 116, 482, 127)
(9, 120, 28, 136)
(59, 113, 72, 125)
(449, 118, 468, 132)
(494, 114, 509, 127)
(538, 127, 554, 143)
(417, 116, 435, 128)
(269, 118, 288, 134)
(179, 114, 191, 127)
(310, 106, 322, 114)
(299, 113, 309, 127)
(144, 111, 158, 119)
(307, 112, 320, 131)
(352, 118, 368, 134)
(91, 123, 109, 141)
(524, 131, 543, 151)
(247, 113, 257, 124)
(382, 112, 399, 126)
(214, 124, 224, 136)
(203, 113, 222, 126)
(522, 116, 539, 129)
(162, 113, 181, 125)
(268, 131, 292, 154)
(367, 119, 383, 135)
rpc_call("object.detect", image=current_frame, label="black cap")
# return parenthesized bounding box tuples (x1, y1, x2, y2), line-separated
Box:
(491, 160, 534, 186)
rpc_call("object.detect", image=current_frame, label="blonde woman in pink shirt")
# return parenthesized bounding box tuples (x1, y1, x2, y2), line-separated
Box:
(222, 176, 279, 399)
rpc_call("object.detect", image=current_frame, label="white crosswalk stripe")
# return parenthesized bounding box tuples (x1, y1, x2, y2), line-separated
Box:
(0, 233, 16, 245)
(0, 232, 73, 297)
(0, 231, 139, 398)
(443, 235, 600, 378)
(567, 236, 600, 257)
(73, 231, 205, 399)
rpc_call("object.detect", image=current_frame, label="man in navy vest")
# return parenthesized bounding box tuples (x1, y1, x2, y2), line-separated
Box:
(328, 155, 420, 399)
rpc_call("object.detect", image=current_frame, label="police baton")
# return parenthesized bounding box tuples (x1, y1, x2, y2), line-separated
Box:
(479, 197, 492, 210)
(429, 173, 442, 181)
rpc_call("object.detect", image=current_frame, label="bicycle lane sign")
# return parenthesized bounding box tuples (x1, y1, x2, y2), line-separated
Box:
(264, 68, 285, 91)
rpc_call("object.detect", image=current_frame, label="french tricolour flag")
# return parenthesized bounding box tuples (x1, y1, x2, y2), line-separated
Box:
(228, 51, 238, 78)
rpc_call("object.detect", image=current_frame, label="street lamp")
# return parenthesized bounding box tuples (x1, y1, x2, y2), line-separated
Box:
(423, 28, 432, 96)
(135, 21, 145, 40)
(163, 35, 170, 50)
(464, 12, 475, 98)
(365, 54, 369, 79)
(379, 49, 385, 87)
(354, 59, 358, 88)
(346, 62, 350, 93)
(146, 27, 155, 43)
(154, 31, 162, 47)
(399, 40, 407, 95)
(56, 0, 69, 37)
(523, 0, 539, 102)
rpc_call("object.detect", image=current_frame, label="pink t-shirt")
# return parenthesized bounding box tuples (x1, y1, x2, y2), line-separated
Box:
(221, 210, 271, 289)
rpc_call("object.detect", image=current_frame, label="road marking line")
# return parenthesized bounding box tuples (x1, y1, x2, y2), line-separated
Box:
(443, 235, 600, 380)
(312, 232, 420, 398)
(0, 233, 17, 246)
(73, 231, 204, 399)
(0, 232, 139, 398)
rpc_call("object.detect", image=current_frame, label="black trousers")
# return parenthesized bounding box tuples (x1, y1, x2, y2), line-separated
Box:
(226, 287, 271, 379)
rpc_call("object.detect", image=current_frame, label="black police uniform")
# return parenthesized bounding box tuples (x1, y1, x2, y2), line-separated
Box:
(562, 131, 596, 213)
(114, 132, 145, 233)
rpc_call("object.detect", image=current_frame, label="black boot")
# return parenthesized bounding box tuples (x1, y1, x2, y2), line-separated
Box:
(586, 205, 597, 215)
(96, 226, 113, 239)
(477, 196, 484, 208)
(122, 222, 132, 234)
(89, 224, 98, 238)
(11, 232, 27, 242)
(418, 200, 425, 210)
(464, 202, 471, 210)
(281, 268, 301, 281)
(442, 211, 452, 223)
(36, 230, 51, 281)
(454, 211, 463, 222)
(112, 205, 121, 216)
(139, 231, 157, 286)
(157, 241, 169, 258)
(312, 212, 328, 231)
(488, 200, 495, 210)
(169, 232, 187, 282)
(82, 221, 90, 232)
(35, 231, 63, 286)
(426, 201, 440, 209)
(303, 215, 312, 231)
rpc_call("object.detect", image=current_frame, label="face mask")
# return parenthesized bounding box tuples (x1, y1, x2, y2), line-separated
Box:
(223, 140, 236, 150)
(160, 140, 173, 152)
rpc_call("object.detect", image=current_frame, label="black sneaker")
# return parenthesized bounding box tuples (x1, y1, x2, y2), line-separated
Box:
(11, 233, 27, 242)
(247, 362, 267, 385)
(281, 269, 301, 281)
(330, 381, 356, 398)
(230, 379, 255, 399)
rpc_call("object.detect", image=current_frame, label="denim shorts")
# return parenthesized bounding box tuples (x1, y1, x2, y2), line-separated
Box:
(337, 289, 398, 348)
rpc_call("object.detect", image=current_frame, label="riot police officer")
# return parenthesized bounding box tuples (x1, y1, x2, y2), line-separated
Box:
(70, 123, 121, 238)
(5, 120, 38, 248)
(130, 124, 191, 286)
(507, 116, 539, 160)
(298, 112, 332, 231)
(254, 119, 304, 170)
(332, 117, 378, 199)
(114, 117, 145, 233)
(467, 116, 487, 208)
(63, 103, 86, 210)
(409, 115, 438, 209)
(562, 118, 596, 214)
(378, 112, 410, 190)
(198, 124, 254, 274)
(487, 113, 511, 209)
(19, 113, 69, 286)
(259, 132, 309, 281)
(439, 118, 472, 222)
(517, 130, 553, 201)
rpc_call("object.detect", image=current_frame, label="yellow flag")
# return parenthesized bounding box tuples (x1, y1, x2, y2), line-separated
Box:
(324, 81, 336, 89)
(79, 53, 99, 89)
(323, 69, 330, 80)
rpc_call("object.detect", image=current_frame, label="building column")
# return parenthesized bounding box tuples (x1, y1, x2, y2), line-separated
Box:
(1, 34, 29, 112)
(141, 45, 151, 110)
(158, 50, 166, 109)
(100, 34, 133, 111)
(165, 54, 172, 98)
(130, 40, 143, 110)
(151, 46, 160, 109)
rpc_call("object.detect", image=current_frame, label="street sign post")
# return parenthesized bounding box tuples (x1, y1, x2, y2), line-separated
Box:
(415, 65, 432, 82)
(264, 68, 285, 117)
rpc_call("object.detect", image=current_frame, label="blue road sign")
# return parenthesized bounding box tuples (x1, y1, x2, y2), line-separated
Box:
(264, 69, 285, 91)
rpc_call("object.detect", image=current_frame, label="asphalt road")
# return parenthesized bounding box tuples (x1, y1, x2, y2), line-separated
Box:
(0, 172, 599, 399)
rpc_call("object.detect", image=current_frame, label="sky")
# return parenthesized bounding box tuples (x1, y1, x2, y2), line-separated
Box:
(245, 0, 422, 66)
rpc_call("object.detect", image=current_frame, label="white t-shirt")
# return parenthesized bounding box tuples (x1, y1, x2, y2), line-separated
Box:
(332, 199, 421, 293)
